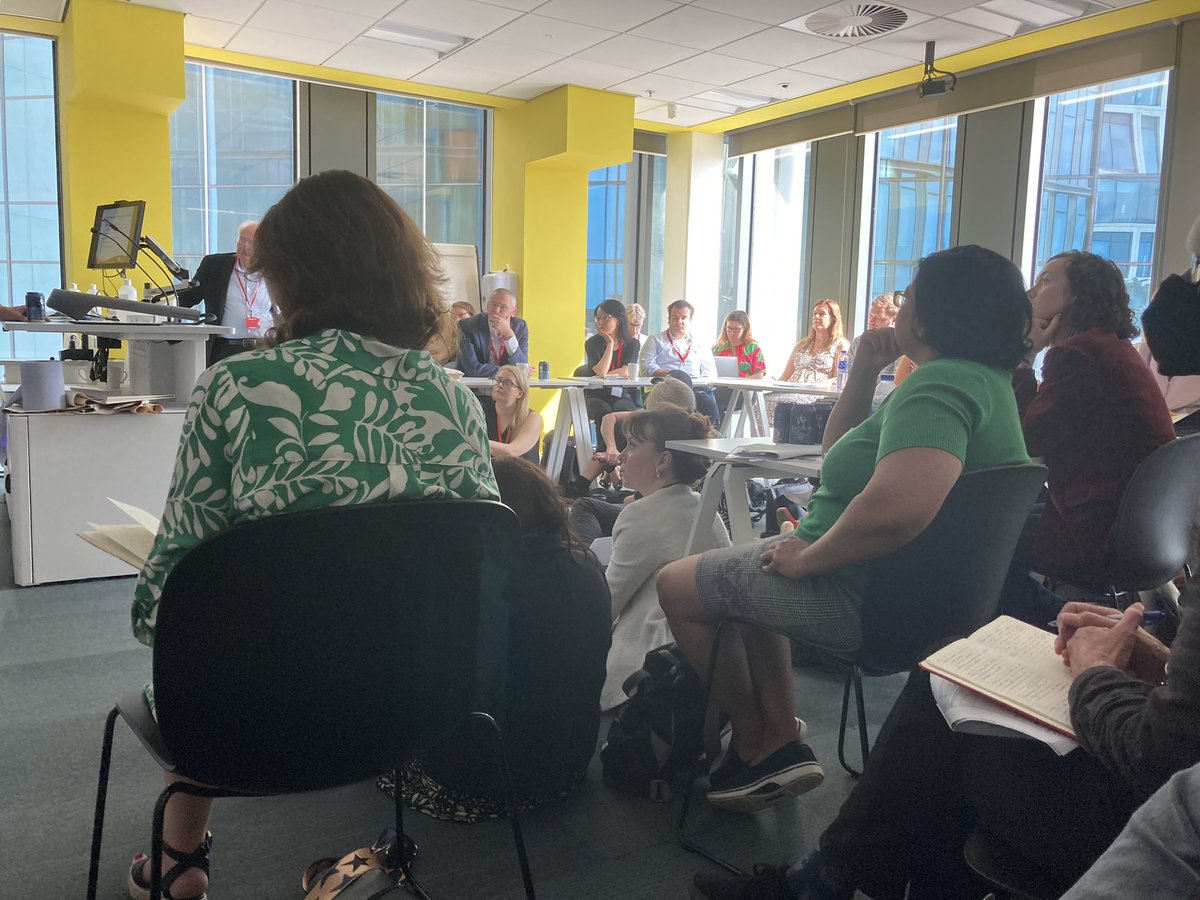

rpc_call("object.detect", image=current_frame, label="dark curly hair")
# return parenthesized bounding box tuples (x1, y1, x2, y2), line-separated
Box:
(623, 407, 716, 486)
(1048, 250, 1139, 340)
(253, 169, 455, 354)
(911, 245, 1032, 370)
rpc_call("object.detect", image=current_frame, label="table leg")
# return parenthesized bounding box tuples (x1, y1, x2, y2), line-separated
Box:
(545, 391, 572, 477)
(688, 462, 727, 554)
(565, 386, 594, 471)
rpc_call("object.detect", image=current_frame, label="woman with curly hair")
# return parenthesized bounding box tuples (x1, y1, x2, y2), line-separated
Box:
(1012, 251, 1175, 580)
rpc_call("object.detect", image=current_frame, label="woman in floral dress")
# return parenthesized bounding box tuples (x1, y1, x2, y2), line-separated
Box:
(126, 170, 497, 900)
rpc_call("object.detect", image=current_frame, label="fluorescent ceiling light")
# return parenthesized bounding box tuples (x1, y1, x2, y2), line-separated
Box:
(364, 22, 469, 55)
(696, 87, 777, 109)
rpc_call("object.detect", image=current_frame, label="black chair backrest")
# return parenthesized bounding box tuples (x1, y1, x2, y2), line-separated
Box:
(152, 500, 520, 795)
(1107, 433, 1200, 591)
(858, 464, 1047, 674)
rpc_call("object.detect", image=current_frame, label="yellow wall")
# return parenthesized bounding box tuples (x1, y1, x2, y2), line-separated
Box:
(58, 0, 184, 288)
(492, 86, 633, 418)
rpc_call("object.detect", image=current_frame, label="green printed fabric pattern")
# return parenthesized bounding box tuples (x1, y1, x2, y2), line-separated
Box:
(131, 329, 497, 645)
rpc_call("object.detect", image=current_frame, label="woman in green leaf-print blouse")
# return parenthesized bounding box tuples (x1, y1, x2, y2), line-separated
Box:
(126, 170, 497, 900)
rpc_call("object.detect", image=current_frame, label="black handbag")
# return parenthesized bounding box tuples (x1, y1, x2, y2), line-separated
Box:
(1142, 273, 1200, 376)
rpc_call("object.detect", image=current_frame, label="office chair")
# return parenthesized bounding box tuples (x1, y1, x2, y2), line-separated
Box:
(86, 500, 536, 900)
(678, 464, 1047, 872)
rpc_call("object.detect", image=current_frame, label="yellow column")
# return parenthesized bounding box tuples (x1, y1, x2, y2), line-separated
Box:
(58, 0, 185, 287)
(492, 86, 634, 399)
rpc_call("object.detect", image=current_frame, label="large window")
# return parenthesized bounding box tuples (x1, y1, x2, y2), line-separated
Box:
(583, 152, 667, 335)
(718, 143, 813, 377)
(376, 96, 486, 260)
(170, 64, 296, 278)
(1034, 71, 1170, 315)
(869, 117, 958, 297)
(0, 34, 62, 359)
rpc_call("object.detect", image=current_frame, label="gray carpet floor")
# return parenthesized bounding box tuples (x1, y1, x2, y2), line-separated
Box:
(0, 500, 902, 899)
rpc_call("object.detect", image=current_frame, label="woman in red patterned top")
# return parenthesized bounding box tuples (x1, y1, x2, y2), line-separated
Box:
(713, 310, 767, 379)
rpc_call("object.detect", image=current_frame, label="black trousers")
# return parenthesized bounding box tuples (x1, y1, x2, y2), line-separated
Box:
(818, 670, 1136, 900)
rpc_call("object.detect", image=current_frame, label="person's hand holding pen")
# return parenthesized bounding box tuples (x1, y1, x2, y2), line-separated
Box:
(1054, 601, 1170, 682)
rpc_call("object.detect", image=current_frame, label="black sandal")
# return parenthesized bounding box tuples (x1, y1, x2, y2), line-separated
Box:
(128, 831, 212, 900)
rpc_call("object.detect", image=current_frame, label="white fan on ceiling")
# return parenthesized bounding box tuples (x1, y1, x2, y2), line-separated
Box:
(802, 4, 909, 38)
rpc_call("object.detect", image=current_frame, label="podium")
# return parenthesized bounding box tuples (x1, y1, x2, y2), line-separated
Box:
(3, 321, 232, 585)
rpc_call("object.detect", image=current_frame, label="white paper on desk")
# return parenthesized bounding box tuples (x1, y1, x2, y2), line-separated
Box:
(728, 443, 822, 460)
(931, 673, 1079, 756)
(109, 498, 161, 533)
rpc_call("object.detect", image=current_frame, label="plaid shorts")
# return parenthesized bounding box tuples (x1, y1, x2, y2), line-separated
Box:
(695, 534, 863, 653)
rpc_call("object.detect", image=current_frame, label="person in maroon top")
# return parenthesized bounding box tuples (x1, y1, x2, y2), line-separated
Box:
(1007, 251, 1175, 613)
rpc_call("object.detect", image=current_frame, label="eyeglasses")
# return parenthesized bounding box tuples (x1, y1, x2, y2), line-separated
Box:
(894, 290, 908, 306)
(595, 311, 614, 322)
(494, 379, 519, 390)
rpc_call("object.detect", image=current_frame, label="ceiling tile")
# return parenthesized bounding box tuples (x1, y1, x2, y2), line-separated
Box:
(289, 0, 401, 15)
(781, 4, 931, 45)
(524, 57, 643, 90)
(485, 13, 616, 55)
(534, 0, 680, 31)
(979, 0, 1072, 27)
(636, 102, 723, 127)
(727, 67, 843, 101)
(657, 52, 774, 85)
(0, 0, 65, 21)
(899, 0, 977, 14)
(224, 26, 344, 64)
(491, 79, 559, 99)
(245, 0, 376, 43)
(861, 17, 1003, 61)
(790, 45, 909, 80)
(714, 27, 846, 68)
(135, 0, 262, 25)
(414, 59, 517, 91)
(946, 6, 1022, 37)
(478, 0, 547, 9)
(634, 97, 665, 114)
(445, 39, 562, 76)
(323, 36, 441, 79)
(576, 34, 696, 69)
(381, 0, 523, 40)
(690, 0, 830, 26)
(183, 16, 241, 47)
(609, 72, 717, 102)
(630, 6, 764, 51)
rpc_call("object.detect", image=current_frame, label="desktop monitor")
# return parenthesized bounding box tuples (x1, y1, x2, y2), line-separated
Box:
(87, 200, 146, 270)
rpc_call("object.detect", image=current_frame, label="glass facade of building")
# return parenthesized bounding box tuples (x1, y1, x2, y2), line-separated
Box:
(0, 34, 62, 359)
(170, 63, 296, 278)
(1034, 71, 1170, 315)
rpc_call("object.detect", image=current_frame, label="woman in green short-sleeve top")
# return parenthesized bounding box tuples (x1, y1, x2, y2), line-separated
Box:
(659, 245, 1034, 814)
(126, 170, 497, 900)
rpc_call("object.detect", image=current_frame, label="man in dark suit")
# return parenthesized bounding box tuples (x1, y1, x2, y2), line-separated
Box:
(177, 221, 274, 366)
(456, 288, 529, 377)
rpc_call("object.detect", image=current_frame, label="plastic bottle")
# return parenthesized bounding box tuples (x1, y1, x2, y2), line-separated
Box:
(87, 284, 99, 294)
(872, 373, 897, 411)
(835, 350, 849, 391)
(143, 282, 153, 302)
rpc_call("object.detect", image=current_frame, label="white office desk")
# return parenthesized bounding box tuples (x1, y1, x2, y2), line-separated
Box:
(666, 437, 823, 552)
(704, 378, 841, 439)
(3, 321, 231, 585)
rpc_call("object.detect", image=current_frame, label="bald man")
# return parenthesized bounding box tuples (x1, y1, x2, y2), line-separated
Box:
(456, 288, 529, 377)
(177, 220, 275, 366)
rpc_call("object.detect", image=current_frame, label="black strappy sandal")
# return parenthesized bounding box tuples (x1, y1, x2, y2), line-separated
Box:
(128, 831, 212, 900)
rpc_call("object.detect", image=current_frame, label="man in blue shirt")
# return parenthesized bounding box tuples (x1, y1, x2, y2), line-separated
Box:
(641, 299, 719, 423)
(457, 288, 529, 377)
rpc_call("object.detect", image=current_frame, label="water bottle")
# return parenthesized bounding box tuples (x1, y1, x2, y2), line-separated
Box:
(872, 373, 897, 411)
(835, 350, 849, 391)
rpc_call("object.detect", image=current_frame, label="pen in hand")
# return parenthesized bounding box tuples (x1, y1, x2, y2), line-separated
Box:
(1047, 609, 1166, 630)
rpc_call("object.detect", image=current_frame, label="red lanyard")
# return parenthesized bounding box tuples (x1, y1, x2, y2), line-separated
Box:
(613, 342, 623, 369)
(497, 422, 512, 444)
(668, 335, 690, 364)
(490, 336, 505, 365)
(234, 268, 261, 315)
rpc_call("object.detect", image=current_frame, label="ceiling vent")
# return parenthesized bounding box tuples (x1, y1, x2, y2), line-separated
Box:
(802, 4, 908, 38)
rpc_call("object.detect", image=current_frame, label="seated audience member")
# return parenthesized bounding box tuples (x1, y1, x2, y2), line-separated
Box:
(713, 310, 766, 425)
(457, 287, 528, 377)
(568, 375, 696, 530)
(641, 299, 721, 424)
(600, 408, 732, 710)
(450, 299, 476, 322)
(690, 587, 1200, 900)
(659, 245, 1031, 811)
(845, 293, 901, 377)
(382, 457, 611, 822)
(626, 302, 648, 346)
(487, 364, 542, 463)
(576, 299, 641, 444)
(1002, 251, 1175, 621)
(768, 299, 851, 411)
(1137, 339, 1200, 414)
(127, 169, 497, 900)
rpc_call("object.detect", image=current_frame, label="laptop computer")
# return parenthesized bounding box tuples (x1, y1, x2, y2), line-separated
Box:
(714, 355, 740, 378)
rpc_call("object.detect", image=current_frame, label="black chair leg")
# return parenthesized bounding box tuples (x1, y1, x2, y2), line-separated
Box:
(391, 777, 433, 900)
(87, 706, 120, 900)
(836, 666, 868, 778)
(471, 711, 536, 900)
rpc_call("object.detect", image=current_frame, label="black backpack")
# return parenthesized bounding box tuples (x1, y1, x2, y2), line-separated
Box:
(599, 644, 725, 802)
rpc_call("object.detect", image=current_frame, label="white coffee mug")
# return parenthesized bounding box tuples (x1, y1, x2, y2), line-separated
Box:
(106, 360, 129, 391)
